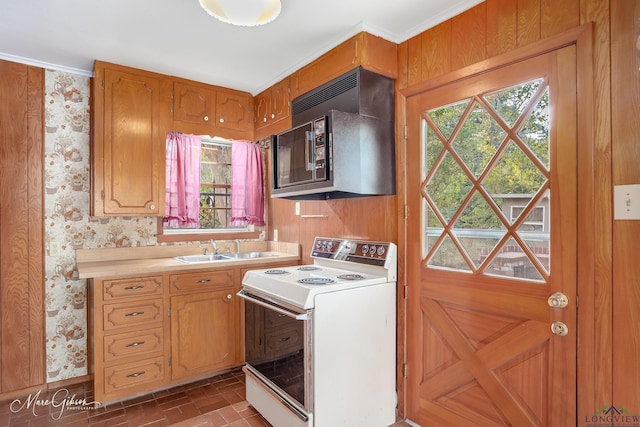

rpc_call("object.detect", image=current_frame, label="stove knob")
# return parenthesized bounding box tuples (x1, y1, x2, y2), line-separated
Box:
(369, 245, 377, 254)
(377, 246, 386, 256)
(362, 245, 369, 255)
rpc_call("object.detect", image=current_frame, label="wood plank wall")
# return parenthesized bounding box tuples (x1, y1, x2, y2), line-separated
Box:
(0, 61, 45, 397)
(611, 0, 640, 412)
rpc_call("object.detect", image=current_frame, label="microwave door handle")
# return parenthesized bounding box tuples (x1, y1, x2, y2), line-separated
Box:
(305, 130, 314, 172)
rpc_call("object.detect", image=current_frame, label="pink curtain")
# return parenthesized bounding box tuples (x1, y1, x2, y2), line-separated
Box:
(230, 141, 265, 226)
(163, 132, 202, 228)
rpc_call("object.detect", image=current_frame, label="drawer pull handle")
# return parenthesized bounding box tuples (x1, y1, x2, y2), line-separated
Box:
(196, 279, 211, 284)
(280, 337, 291, 342)
(124, 285, 145, 291)
(126, 371, 146, 378)
(125, 311, 145, 317)
(125, 341, 146, 348)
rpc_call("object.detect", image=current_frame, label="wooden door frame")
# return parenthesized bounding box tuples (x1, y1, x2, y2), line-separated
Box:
(395, 23, 599, 422)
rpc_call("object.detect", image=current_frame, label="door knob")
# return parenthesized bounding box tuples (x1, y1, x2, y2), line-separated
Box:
(551, 321, 569, 336)
(548, 292, 569, 308)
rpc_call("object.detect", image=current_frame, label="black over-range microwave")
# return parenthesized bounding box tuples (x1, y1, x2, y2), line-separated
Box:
(271, 109, 395, 200)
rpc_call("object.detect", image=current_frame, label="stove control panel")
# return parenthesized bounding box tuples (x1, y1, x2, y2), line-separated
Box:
(311, 237, 392, 266)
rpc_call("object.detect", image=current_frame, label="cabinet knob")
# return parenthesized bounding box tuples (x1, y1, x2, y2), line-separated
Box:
(263, 117, 267, 123)
(149, 204, 156, 210)
(271, 113, 275, 119)
(227, 294, 232, 300)
(204, 115, 209, 121)
(219, 118, 224, 123)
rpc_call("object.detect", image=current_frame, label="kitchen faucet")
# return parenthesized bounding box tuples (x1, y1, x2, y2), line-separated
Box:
(225, 240, 241, 254)
(211, 240, 220, 254)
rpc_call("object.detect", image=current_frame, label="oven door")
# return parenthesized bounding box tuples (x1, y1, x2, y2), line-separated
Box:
(238, 289, 313, 418)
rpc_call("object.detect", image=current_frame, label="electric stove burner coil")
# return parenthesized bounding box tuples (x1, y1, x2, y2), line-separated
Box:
(297, 266, 321, 271)
(297, 277, 335, 285)
(337, 274, 365, 281)
(264, 269, 290, 275)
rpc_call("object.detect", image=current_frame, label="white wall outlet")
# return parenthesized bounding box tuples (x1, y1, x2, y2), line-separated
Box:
(614, 184, 640, 220)
(273, 229, 278, 241)
(295, 202, 300, 216)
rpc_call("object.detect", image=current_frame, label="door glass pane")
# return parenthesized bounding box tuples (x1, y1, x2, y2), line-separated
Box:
(517, 88, 550, 169)
(426, 99, 469, 140)
(422, 79, 551, 283)
(427, 235, 470, 272)
(484, 79, 542, 128)
(454, 192, 503, 270)
(426, 152, 472, 224)
(452, 102, 506, 178)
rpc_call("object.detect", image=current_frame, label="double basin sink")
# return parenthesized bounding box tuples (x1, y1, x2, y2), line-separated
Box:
(174, 252, 273, 264)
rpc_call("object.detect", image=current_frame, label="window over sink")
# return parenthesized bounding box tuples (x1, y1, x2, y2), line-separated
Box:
(157, 135, 264, 243)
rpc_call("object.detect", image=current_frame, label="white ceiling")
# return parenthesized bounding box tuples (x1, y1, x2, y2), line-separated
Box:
(0, 0, 482, 95)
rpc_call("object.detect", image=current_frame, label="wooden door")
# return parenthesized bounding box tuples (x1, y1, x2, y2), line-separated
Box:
(406, 46, 577, 426)
(170, 287, 241, 380)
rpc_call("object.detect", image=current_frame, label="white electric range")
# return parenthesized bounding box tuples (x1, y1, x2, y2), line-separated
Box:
(238, 237, 398, 427)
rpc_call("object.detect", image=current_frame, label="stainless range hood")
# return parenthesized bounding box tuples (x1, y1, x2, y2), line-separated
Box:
(271, 67, 395, 200)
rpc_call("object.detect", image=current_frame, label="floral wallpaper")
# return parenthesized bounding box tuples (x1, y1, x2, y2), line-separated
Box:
(44, 70, 158, 382)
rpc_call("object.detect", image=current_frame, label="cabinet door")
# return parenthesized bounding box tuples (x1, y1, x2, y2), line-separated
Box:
(254, 90, 270, 130)
(215, 88, 252, 134)
(93, 63, 169, 215)
(173, 81, 214, 127)
(269, 78, 290, 128)
(170, 287, 241, 380)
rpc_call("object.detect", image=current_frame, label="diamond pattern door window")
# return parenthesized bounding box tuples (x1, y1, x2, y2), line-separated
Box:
(422, 78, 550, 282)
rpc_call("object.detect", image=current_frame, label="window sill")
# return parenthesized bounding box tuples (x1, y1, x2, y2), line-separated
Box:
(155, 220, 262, 243)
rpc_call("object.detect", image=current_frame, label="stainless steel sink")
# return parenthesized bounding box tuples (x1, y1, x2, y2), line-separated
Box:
(174, 252, 274, 263)
(222, 252, 274, 259)
(174, 254, 230, 263)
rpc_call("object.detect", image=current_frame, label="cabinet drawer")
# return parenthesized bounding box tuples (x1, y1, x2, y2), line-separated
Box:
(103, 327, 164, 363)
(103, 299, 163, 331)
(170, 269, 234, 293)
(265, 325, 303, 357)
(103, 356, 165, 395)
(103, 276, 163, 300)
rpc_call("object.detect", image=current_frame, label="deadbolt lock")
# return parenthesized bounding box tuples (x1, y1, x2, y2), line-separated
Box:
(551, 321, 569, 337)
(548, 292, 569, 308)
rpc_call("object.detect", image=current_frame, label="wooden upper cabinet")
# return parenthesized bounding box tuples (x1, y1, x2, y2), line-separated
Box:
(290, 32, 398, 99)
(216, 88, 252, 134)
(254, 77, 290, 140)
(173, 80, 213, 127)
(172, 79, 253, 140)
(92, 61, 171, 216)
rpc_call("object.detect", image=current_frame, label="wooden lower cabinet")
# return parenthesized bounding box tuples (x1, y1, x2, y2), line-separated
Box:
(90, 274, 167, 403)
(90, 263, 297, 403)
(169, 268, 242, 381)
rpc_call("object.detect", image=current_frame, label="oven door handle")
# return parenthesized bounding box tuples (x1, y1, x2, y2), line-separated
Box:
(237, 290, 308, 320)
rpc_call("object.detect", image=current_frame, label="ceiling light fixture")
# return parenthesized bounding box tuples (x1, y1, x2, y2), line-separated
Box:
(198, 0, 282, 27)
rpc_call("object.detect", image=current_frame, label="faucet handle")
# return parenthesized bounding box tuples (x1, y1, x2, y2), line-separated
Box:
(199, 244, 210, 255)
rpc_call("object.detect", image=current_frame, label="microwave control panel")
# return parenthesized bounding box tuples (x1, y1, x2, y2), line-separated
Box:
(312, 117, 326, 176)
